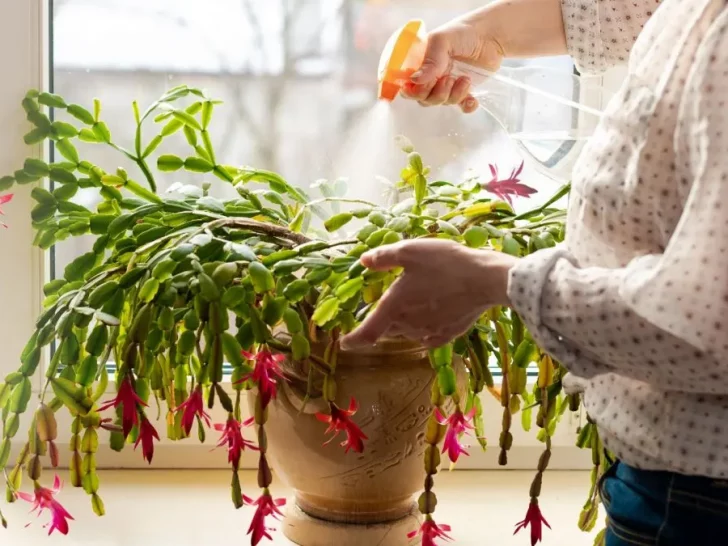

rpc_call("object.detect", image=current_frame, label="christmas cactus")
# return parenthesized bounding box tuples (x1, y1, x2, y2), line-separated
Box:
(0, 86, 609, 545)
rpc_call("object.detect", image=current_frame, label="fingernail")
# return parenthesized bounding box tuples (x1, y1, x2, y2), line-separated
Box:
(410, 70, 423, 81)
(403, 82, 419, 96)
(466, 98, 476, 107)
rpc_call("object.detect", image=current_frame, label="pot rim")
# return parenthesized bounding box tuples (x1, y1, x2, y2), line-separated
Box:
(339, 336, 426, 357)
(276, 333, 428, 365)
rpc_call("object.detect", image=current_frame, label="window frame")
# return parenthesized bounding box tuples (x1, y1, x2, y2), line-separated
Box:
(0, 0, 613, 470)
(0, 0, 48, 380)
(0, 0, 49, 470)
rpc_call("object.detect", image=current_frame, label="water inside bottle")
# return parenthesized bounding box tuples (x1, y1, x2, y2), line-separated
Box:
(509, 131, 590, 184)
(509, 130, 591, 141)
(466, 65, 605, 183)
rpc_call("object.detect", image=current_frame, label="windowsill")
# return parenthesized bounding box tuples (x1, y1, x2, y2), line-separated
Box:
(22, 365, 582, 466)
(0, 468, 602, 545)
(6, 409, 590, 473)
(97, 362, 539, 385)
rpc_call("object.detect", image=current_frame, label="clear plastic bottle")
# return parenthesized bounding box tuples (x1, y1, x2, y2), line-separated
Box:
(378, 19, 605, 183)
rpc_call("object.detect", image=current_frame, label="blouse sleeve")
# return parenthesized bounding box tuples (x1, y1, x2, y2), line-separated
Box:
(507, 14, 728, 395)
(561, 0, 659, 74)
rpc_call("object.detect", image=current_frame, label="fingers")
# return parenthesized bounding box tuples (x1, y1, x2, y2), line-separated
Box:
(401, 80, 438, 103)
(340, 295, 396, 349)
(460, 95, 479, 114)
(397, 28, 483, 115)
(343, 306, 475, 351)
(383, 322, 418, 340)
(421, 312, 482, 348)
(360, 242, 414, 271)
(402, 76, 472, 107)
(409, 32, 451, 87)
(424, 76, 456, 106)
(402, 77, 477, 113)
(422, 335, 453, 349)
(447, 77, 471, 105)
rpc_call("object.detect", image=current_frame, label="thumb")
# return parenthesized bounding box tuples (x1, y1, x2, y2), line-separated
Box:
(360, 243, 411, 271)
(411, 33, 451, 85)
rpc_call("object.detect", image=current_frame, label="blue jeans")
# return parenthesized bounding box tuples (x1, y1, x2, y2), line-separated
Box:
(598, 461, 728, 545)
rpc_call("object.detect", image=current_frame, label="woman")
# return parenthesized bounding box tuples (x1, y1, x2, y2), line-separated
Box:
(342, 0, 728, 544)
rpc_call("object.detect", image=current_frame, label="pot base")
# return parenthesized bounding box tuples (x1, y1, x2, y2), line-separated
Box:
(283, 502, 421, 546)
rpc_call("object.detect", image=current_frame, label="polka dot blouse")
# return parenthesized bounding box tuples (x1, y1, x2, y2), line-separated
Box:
(508, 0, 728, 478)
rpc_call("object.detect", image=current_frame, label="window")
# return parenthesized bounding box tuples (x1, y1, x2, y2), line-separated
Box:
(0, 0, 47, 381)
(1, 0, 615, 468)
(50, 0, 580, 275)
(50, 0, 581, 381)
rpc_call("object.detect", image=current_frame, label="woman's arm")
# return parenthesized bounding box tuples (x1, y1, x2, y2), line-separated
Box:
(403, 0, 659, 108)
(508, 14, 728, 394)
(466, 0, 568, 59)
(401, 0, 569, 110)
(451, 0, 659, 67)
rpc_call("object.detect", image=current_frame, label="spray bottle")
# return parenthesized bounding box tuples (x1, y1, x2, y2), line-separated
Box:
(377, 20, 606, 183)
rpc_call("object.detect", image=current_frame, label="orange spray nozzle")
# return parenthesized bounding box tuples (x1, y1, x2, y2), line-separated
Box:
(377, 19, 428, 101)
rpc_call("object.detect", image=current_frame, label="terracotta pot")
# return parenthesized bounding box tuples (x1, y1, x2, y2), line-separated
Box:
(250, 338, 448, 546)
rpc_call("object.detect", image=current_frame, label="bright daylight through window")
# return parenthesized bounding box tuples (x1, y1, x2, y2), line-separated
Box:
(51, 0, 575, 275)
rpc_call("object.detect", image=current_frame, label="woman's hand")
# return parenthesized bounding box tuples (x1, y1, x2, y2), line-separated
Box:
(340, 239, 518, 350)
(400, 0, 569, 113)
(402, 19, 504, 113)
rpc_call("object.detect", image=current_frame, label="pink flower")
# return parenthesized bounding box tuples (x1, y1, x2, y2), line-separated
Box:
(0, 193, 13, 228)
(407, 517, 452, 546)
(214, 415, 258, 468)
(435, 407, 476, 463)
(236, 350, 286, 410)
(242, 491, 286, 546)
(16, 475, 74, 536)
(175, 385, 211, 436)
(315, 398, 368, 454)
(98, 376, 147, 438)
(134, 416, 160, 464)
(514, 499, 551, 545)
(482, 162, 536, 205)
